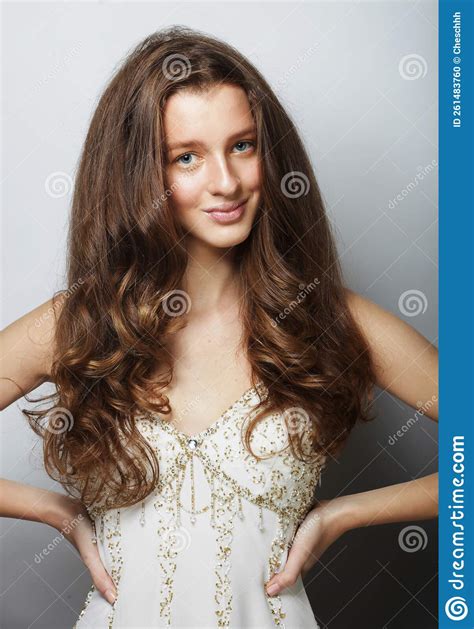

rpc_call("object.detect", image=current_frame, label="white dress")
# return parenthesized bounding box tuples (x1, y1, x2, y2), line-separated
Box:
(73, 381, 326, 628)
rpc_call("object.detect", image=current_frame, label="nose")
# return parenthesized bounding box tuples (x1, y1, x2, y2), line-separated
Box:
(206, 153, 241, 196)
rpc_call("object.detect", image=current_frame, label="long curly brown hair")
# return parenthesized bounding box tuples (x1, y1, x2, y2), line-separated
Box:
(23, 25, 377, 511)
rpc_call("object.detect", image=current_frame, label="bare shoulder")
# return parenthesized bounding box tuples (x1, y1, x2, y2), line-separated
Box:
(0, 295, 65, 410)
(344, 287, 410, 340)
(344, 287, 438, 419)
(344, 287, 436, 356)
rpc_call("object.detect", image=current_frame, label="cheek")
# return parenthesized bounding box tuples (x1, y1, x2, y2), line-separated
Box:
(241, 159, 261, 191)
(167, 170, 204, 210)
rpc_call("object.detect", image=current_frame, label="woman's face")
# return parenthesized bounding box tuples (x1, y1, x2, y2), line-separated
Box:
(163, 84, 262, 250)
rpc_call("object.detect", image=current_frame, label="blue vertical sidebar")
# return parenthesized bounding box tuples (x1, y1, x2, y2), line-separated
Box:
(439, 0, 474, 628)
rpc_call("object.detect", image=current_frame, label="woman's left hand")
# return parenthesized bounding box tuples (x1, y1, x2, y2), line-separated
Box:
(265, 498, 350, 597)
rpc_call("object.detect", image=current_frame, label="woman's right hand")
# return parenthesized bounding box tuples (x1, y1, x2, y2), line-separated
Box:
(51, 495, 117, 605)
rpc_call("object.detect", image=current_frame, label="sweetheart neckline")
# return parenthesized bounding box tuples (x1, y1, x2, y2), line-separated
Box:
(150, 379, 268, 441)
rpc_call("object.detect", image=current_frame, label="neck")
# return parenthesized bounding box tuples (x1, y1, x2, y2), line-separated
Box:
(181, 239, 242, 314)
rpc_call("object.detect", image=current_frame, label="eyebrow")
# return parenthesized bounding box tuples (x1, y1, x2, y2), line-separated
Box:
(166, 126, 257, 152)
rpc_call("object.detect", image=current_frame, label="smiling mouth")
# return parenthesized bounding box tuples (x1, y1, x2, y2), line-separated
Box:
(203, 198, 249, 214)
(203, 199, 248, 223)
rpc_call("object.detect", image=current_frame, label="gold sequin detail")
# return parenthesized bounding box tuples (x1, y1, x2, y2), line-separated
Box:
(72, 510, 123, 629)
(105, 510, 123, 627)
(154, 483, 178, 624)
(84, 382, 326, 628)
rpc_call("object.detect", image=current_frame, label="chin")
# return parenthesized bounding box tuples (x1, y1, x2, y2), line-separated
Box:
(209, 228, 253, 249)
(193, 223, 254, 249)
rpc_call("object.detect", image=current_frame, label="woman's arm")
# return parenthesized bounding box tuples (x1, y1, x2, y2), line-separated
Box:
(0, 297, 60, 411)
(346, 288, 438, 422)
(265, 289, 438, 596)
(0, 298, 117, 604)
(0, 477, 76, 529)
(333, 472, 438, 530)
(0, 298, 72, 524)
(336, 289, 439, 525)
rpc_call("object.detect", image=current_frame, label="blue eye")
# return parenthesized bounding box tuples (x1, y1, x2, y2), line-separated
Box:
(234, 141, 254, 152)
(176, 153, 195, 166)
(174, 140, 255, 168)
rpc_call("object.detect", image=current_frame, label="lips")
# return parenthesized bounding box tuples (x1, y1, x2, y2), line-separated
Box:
(204, 199, 248, 213)
(203, 199, 248, 224)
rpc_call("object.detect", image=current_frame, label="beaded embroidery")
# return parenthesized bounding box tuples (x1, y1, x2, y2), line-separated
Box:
(73, 584, 95, 628)
(77, 382, 326, 628)
(73, 510, 123, 629)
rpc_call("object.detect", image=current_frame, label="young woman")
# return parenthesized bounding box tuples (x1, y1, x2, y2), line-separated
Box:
(0, 26, 438, 628)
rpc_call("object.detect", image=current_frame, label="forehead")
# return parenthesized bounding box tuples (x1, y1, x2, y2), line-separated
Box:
(163, 84, 255, 147)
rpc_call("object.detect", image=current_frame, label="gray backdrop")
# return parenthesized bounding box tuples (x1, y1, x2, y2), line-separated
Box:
(1, 1, 438, 627)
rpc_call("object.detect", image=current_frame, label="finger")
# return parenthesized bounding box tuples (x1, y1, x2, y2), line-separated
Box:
(265, 531, 316, 597)
(265, 567, 300, 597)
(265, 548, 306, 597)
(82, 549, 117, 604)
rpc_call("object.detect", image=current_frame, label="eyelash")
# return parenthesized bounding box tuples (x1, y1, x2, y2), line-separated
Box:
(173, 140, 255, 167)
